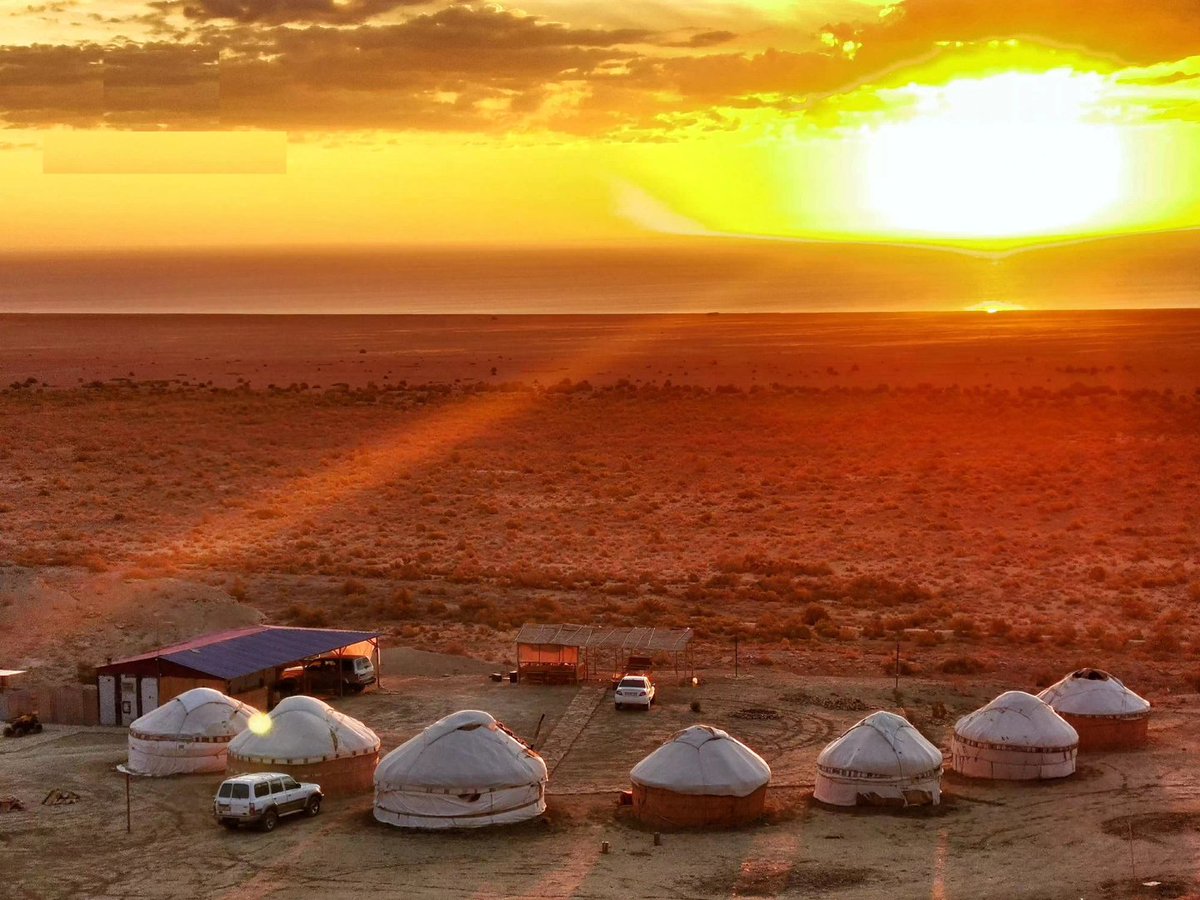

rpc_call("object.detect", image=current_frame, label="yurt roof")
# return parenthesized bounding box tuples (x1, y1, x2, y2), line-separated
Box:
(1038, 669, 1151, 718)
(817, 711, 943, 778)
(130, 687, 256, 740)
(954, 691, 1078, 750)
(229, 695, 379, 762)
(630, 725, 771, 797)
(374, 710, 546, 792)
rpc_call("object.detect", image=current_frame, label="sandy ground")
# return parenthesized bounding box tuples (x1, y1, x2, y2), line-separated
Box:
(2, 664, 1198, 899)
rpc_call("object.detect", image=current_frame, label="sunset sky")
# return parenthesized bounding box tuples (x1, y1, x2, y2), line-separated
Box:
(2, 0, 1200, 250)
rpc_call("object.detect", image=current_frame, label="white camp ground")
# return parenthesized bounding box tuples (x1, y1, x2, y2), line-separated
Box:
(126, 687, 258, 777)
(373, 709, 548, 829)
(814, 710, 943, 807)
(951, 690, 1078, 780)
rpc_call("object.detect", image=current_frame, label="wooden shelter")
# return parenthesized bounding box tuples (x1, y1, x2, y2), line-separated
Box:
(515, 624, 693, 684)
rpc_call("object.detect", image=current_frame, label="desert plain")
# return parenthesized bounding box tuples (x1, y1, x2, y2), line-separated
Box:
(2, 309, 1200, 899)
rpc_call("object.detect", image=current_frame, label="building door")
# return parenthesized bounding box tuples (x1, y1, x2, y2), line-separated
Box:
(139, 678, 158, 717)
(98, 675, 117, 726)
(120, 675, 138, 726)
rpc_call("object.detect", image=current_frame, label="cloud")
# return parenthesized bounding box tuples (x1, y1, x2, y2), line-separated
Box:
(159, 0, 431, 26)
(2, 0, 1199, 137)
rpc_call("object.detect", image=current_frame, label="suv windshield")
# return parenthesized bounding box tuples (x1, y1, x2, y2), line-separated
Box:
(619, 678, 645, 689)
(230, 783, 249, 799)
(218, 783, 233, 798)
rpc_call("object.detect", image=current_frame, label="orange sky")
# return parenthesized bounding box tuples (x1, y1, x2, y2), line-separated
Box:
(2, 1, 1199, 251)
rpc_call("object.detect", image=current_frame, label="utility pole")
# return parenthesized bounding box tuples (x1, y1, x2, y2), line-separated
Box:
(734, 635, 739, 678)
(894, 641, 900, 692)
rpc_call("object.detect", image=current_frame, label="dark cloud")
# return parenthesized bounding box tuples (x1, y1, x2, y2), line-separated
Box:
(159, 0, 431, 26)
(665, 30, 737, 49)
(2, 0, 1197, 137)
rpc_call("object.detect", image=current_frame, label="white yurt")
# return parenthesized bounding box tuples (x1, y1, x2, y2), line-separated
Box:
(1038, 668, 1151, 751)
(951, 691, 1078, 780)
(126, 687, 257, 776)
(228, 695, 380, 794)
(373, 709, 547, 829)
(630, 725, 771, 827)
(814, 711, 943, 807)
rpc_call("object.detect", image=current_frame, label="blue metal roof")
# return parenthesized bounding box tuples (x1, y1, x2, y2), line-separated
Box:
(101, 626, 380, 680)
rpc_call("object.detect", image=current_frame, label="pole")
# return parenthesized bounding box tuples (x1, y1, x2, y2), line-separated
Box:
(734, 636, 739, 678)
(894, 641, 900, 692)
(125, 771, 131, 834)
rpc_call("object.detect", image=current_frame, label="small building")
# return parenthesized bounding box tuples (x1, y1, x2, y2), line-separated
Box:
(515, 624, 693, 684)
(814, 711, 943, 807)
(1038, 668, 1151, 751)
(228, 694, 380, 795)
(630, 725, 771, 828)
(95, 626, 380, 727)
(951, 690, 1078, 780)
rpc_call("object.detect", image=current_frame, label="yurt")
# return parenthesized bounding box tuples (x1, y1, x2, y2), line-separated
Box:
(630, 725, 771, 828)
(126, 687, 257, 776)
(951, 691, 1078, 780)
(373, 709, 547, 829)
(1038, 668, 1151, 751)
(228, 695, 380, 794)
(814, 711, 943, 807)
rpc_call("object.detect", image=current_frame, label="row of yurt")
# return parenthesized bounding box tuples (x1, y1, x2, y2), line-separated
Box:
(228, 695, 381, 794)
(125, 689, 380, 793)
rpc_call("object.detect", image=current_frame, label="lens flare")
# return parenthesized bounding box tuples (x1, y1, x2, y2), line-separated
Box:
(247, 712, 272, 736)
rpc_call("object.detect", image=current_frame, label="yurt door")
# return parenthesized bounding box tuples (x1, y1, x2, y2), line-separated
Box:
(139, 678, 159, 716)
(120, 675, 138, 725)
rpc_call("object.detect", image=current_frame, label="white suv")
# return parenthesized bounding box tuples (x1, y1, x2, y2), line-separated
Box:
(615, 675, 656, 710)
(213, 772, 322, 831)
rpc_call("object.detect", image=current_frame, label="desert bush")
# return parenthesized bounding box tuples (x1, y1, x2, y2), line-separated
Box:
(342, 578, 368, 595)
(949, 615, 980, 639)
(939, 655, 987, 675)
(802, 603, 830, 626)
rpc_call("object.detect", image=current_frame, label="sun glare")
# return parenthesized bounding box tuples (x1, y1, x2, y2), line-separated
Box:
(865, 71, 1125, 240)
(247, 712, 272, 735)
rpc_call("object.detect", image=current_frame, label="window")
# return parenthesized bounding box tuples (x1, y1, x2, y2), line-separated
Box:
(270, 780, 284, 794)
(283, 778, 300, 791)
(620, 678, 645, 689)
(218, 783, 233, 798)
(254, 783, 269, 799)
(231, 784, 249, 800)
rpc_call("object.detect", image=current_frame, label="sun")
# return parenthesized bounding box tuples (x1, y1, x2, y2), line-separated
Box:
(864, 70, 1125, 240)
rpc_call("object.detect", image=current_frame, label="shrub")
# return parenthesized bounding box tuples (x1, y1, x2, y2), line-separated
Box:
(939, 655, 987, 675)
(802, 603, 830, 625)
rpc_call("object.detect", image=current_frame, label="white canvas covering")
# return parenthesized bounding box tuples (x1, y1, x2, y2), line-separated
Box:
(1038, 669, 1151, 719)
(127, 687, 258, 777)
(952, 691, 1078, 780)
(814, 711, 943, 807)
(228, 695, 379, 764)
(631, 725, 771, 797)
(374, 710, 547, 829)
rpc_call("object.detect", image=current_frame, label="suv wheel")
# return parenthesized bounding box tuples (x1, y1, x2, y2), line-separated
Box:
(305, 796, 322, 817)
(260, 808, 279, 832)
